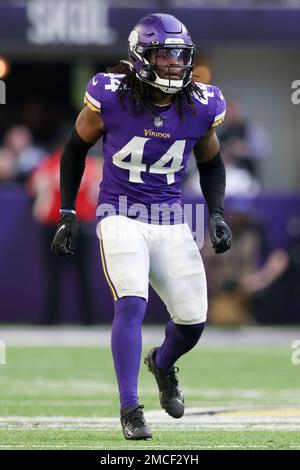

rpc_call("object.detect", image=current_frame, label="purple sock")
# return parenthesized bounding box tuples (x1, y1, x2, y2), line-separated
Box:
(155, 320, 206, 370)
(111, 296, 147, 412)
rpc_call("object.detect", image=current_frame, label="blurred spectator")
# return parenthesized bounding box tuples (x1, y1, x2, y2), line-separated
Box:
(28, 141, 103, 325)
(221, 144, 261, 196)
(250, 227, 300, 324)
(202, 203, 289, 325)
(0, 148, 17, 184)
(3, 125, 46, 182)
(183, 99, 266, 197)
(184, 146, 261, 197)
(219, 99, 270, 179)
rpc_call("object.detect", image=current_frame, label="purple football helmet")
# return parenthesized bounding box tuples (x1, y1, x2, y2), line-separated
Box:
(128, 13, 194, 94)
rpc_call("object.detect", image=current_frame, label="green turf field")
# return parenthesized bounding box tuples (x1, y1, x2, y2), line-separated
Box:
(0, 344, 300, 450)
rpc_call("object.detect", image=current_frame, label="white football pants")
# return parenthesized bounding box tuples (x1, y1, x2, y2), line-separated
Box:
(96, 215, 207, 325)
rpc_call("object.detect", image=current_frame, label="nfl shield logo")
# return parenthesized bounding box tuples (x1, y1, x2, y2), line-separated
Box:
(154, 116, 164, 128)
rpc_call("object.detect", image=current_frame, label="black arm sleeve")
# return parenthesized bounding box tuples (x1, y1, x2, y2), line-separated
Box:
(196, 151, 226, 216)
(60, 127, 93, 210)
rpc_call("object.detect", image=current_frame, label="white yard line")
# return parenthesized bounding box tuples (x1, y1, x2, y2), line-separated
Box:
(1, 425, 300, 431)
(1, 408, 300, 431)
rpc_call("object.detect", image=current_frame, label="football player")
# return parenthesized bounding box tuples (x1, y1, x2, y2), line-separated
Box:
(51, 13, 232, 440)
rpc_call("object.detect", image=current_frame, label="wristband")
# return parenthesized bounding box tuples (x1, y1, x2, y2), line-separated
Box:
(60, 209, 76, 215)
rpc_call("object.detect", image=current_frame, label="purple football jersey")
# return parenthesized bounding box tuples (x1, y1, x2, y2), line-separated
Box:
(84, 73, 226, 223)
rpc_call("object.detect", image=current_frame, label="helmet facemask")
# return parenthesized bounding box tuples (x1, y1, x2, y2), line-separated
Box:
(142, 46, 194, 94)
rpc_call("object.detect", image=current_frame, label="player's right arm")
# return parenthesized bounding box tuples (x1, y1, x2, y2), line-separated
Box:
(51, 107, 104, 256)
(75, 106, 105, 144)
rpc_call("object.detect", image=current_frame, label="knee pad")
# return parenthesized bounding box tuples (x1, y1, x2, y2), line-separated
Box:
(169, 294, 207, 325)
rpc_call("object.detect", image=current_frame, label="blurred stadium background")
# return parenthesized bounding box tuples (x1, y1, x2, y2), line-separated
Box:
(0, 0, 300, 450)
(0, 0, 300, 326)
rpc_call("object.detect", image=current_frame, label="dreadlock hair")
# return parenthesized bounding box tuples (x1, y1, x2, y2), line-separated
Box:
(106, 61, 204, 121)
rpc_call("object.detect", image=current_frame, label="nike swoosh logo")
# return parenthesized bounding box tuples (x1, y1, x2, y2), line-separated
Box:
(124, 426, 133, 437)
(92, 77, 98, 86)
(56, 224, 65, 235)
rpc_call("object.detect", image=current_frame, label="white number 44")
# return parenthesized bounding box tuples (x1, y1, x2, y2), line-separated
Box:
(112, 136, 185, 184)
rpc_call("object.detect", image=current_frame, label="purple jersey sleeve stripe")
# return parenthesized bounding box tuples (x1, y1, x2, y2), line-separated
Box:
(84, 91, 101, 110)
(84, 96, 101, 113)
(211, 116, 225, 128)
(212, 86, 226, 127)
(213, 110, 226, 122)
(212, 108, 226, 127)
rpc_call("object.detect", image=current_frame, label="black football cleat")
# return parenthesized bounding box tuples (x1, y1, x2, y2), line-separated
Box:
(144, 347, 185, 419)
(120, 405, 152, 440)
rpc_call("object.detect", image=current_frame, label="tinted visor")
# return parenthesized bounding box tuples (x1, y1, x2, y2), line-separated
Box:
(147, 47, 193, 67)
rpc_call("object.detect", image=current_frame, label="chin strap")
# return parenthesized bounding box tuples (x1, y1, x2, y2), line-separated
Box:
(151, 76, 183, 94)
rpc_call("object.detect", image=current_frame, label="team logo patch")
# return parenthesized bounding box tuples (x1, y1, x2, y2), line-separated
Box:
(154, 116, 164, 128)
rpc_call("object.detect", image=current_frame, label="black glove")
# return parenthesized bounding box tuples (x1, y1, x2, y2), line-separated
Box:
(209, 213, 232, 254)
(51, 213, 79, 256)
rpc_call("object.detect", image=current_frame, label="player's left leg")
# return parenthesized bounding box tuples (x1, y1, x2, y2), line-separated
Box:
(146, 222, 207, 418)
